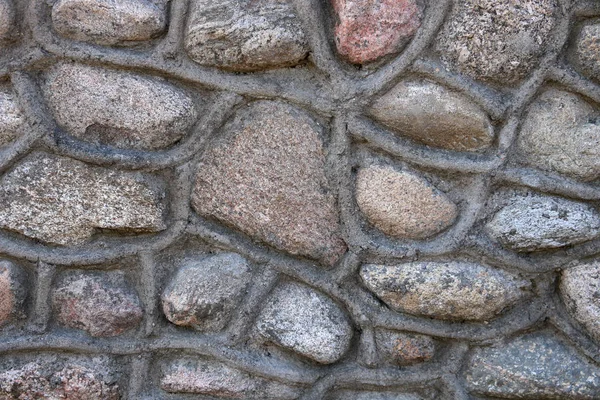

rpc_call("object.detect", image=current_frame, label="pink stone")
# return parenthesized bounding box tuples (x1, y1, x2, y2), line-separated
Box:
(332, 0, 422, 64)
(0, 260, 26, 326)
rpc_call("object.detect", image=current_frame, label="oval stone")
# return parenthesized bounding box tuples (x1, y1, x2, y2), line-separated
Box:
(560, 261, 600, 343)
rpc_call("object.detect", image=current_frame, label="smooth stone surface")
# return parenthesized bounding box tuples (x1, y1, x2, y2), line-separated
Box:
(485, 195, 600, 252)
(0, 260, 26, 326)
(356, 165, 458, 240)
(161, 253, 251, 332)
(0, 88, 26, 147)
(375, 330, 436, 366)
(360, 262, 530, 321)
(518, 89, 600, 181)
(255, 282, 353, 364)
(465, 331, 600, 399)
(370, 80, 494, 151)
(331, 0, 422, 64)
(576, 23, 600, 80)
(0, 0, 13, 40)
(436, 0, 557, 84)
(44, 63, 197, 150)
(52, 0, 168, 45)
(0, 152, 166, 246)
(192, 101, 346, 266)
(560, 261, 600, 343)
(184, 0, 309, 71)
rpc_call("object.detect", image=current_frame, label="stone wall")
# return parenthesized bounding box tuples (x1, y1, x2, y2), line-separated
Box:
(0, 0, 599, 399)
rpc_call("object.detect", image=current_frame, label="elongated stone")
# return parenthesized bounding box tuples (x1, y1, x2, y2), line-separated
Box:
(560, 261, 600, 343)
(0, 260, 26, 326)
(576, 23, 600, 80)
(0, 87, 25, 147)
(331, 391, 422, 400)
(0, 0, 14, 40)
(375, 330, 436, 366)
(360, 261, 530, 321)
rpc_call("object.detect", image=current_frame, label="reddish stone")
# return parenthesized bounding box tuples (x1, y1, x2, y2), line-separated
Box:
(0, 260, 26, 326)
(332, 0, 422, 64)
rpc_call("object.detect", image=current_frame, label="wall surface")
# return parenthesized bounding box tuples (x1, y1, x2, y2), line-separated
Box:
(0, 0, 600, 399)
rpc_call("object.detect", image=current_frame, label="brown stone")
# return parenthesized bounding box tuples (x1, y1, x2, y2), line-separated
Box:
(576, 23, 600, 80)
(375, 330, 436, 366)
(0, 260, 26, 326)
(0, 0, 14, 40)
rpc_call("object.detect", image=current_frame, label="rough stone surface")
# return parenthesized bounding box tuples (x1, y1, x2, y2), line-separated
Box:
(518, 89, 600, 181)
(0, 152, 166, 246)
(436, 0, 557, 84)
(360, 261, 530, 321)
(576, 23, 600, 80)
(0, 0, 13, 40)
(44, 63, 197, 150)
(52, 0, 168, 46)
(370, 80, 494, 151)
(0, 260, 26, 326)
(331, 0, 422, 64)
(0, 88, 25, 147)
(161, 359, 300, 399)
(560, 261, 600, 343)
(465, 332, 600, 399)
(184, 0, 309, 71)
(375, 330, 436, 366)
(161, 253, 251, 332)
(330, 391, 422, 400)
(255, 282, 353, 364)
(356, 165, 458, 240)
(192, 100, 346, 266)
(485, 194, 600, 252)
(52, 272, 143, 337)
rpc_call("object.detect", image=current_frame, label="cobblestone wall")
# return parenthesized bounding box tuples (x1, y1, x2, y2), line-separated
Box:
(0, 0, 600, 399)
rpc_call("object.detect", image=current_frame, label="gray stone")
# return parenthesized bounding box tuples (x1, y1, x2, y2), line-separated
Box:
(560, 261, 600, 343)
(360, 261, 530, 321)
(161, 253, 251, 332)
(52, 0, 167, 45)
(161, 359, 300, 399)
(370, 80, 494, 151)
(576, 23, 600, 80)
(465, 331, 600, 399)
(255, 282, 353, 364)
(330, 391, 422, 400)
(52, 272, 143, 337)
(356, 165, 458, 240)
(0, 152, 166, 246)
(184, 0, 309, 71)
(192, 101, 346, 266)
(436, 0, 557, 84)
(485, 195, 600, 252)
(0, 88, 25, 147)
(0, 260, 26, 326)
(517, 89, 600, 181)
(44, 63, 197, 150)
(0, 0, 13, 40)
(375, 330, 436, 366)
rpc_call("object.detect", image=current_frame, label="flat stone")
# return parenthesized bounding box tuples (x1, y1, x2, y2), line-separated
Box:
(360, 261, 530, 321)
(517, 88, 600, 181)
(436, 0, 557, 84)
(576, 23, 600, 80)
(375, 330, 436, 366)
(184, 0, 309, 71)
(370, 80, 494, 151)
(161, 359, 300, 399)
(192, 101, 346, 266)
(0, 87, 25, 147)
(330, 391, 422, 400)
(485, 194, 600, 252)
(161, 253, 251, 332)
(44, 63, 197, 150)
(331, 0, 422, 64)
(0, 260, 26, 326)
(0, 152, 166, 246)
(465, 331, 600, 399)
(560, 261, 600, 343)
(52, 0, 167, 45)
(0, 0, 14, 40)
(356, 165, 458, 240)
(255, 282, 353, 364)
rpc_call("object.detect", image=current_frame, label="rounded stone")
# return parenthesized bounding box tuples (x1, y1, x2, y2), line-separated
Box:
(560, 261, 600, 343)
(356, 165, 458, 240)
(0, 86, 25, 147)
(0, 260, 26, 326)
(375, 330, 436, 366)
(0, 0, 14, 40)
(576, 23, 600, 80)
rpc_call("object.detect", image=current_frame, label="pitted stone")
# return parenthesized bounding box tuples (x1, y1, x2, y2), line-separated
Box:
(375, 330, 436, 366)
(576, 23, 600, 80)
(560, 261, 600, 343)
(0, 88, 25, 147)
(0, 0, 13, 40)
(0, 260, 26, 326)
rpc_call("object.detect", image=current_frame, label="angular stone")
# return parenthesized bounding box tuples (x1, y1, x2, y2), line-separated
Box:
(517, 88, 600, 181)
(161, 359, 300, 399)
(360, 261, 530, 321)
(356, 165, 458, 239)
(375, 330, 436, 366)
(44, 63, 197, 150)
(52, 0, 168, 45)
(330, 391, 422, 400)
(161, 253, 251, 332)
(0, 152, 166, 246)
(0, 0, 14, 40)
(465, 331, 600, 399)
(192, 101, 346, 265)
(184, 0, 309, 71)
(576, 23, 600, 80)
(0, 260, 26, 326)
(52, 272, 143, 337)
(560, 261, 600, 343)
(0, 87, 25, 147)
(255, 282, 352, 364)
(436, 0, 557, 84)
(370, 80, 494, 151)
(331, 0, 422, 64)
(485, 195, 600, 252)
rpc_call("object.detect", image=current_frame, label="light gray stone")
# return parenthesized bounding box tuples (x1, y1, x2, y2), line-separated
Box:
(44, 63, 197, 150)
(184, 0, 309, 71)
(0, 260, 26, 326)
(161, 253, 251, 332)
(576, 23, 600, 80)
(52, 0, 168, 45)
(560, 261, 600, 343)
(0, 0, 14, 40)
(517, 88, 600, 181)
(375, 330, 436, 366)
(465, 331, 600, 399)
(0, 152, 166, 246)
(485, 195, 600, 252)
(360, 261, 530, 321)
(370, 80, 494, 151)
(255, 282, 353, 364)
(0, 88, 25, 147)
(356, 165, 458, 240)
